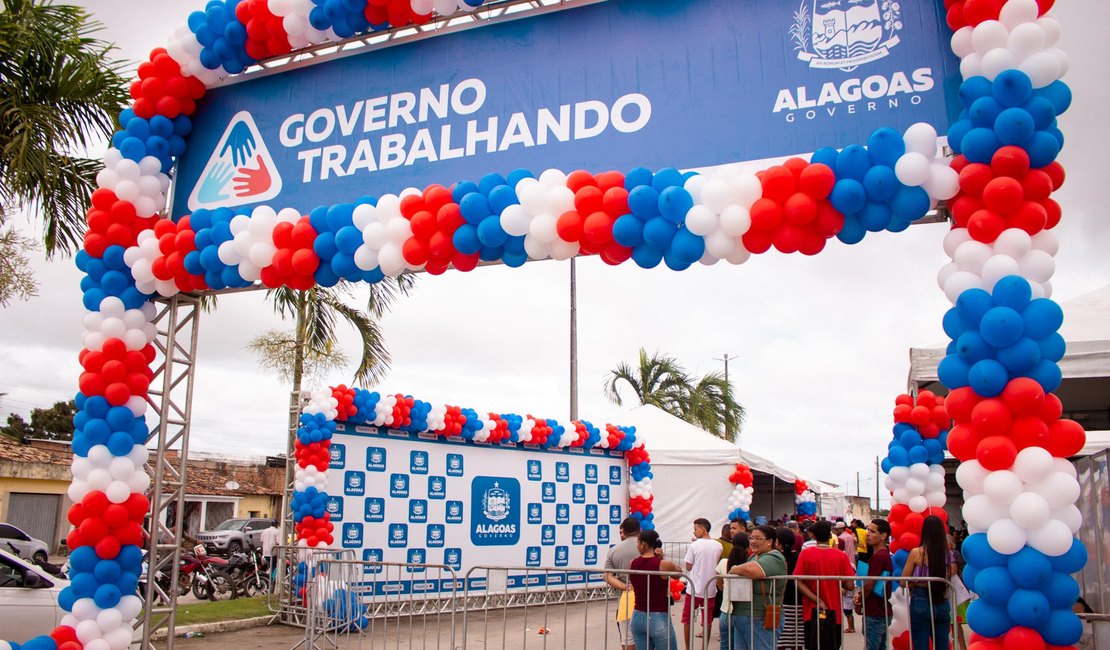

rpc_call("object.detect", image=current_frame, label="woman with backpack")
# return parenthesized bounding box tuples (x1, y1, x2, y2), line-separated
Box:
(900, 515, 958, 650)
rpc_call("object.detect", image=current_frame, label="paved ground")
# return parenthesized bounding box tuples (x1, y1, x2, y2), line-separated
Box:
(173, 603, 880, 650)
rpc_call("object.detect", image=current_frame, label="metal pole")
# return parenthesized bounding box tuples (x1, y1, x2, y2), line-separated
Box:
(569, 258, 578, 421)
(875, 455, 881, 512)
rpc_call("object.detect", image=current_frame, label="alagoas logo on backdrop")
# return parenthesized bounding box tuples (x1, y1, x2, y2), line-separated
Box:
(364, 497, 385, 522)
(528, 503, 542, 524)
(363, 548, 383, 574)
(598, 525, 610, 544)
(555, 462, 569, 483)
(409, 499, 428, 524)
(470, 476, 520, 546)
(326, 496, 344, 521)
(390, 473, 409, 498)
(573, 484, 586, 504)
(187, 111, 282, 210)
(556, 504, 570, 525)
(526, 547, 541, 567)
(610, 505, 623, 525)
(572, 525, 586, 546)
(388, 523, 408, 548)
(542, 482, 556, 503)
(597, 485, 609, 504)
(791, 0, 902, 71)
(585, 545, 598, 564)
(428, 476, 446, 500)
(427, 524, 445, 548)
(447, 454, 464, 477)
(366, 447, 386, 472)
(555, 546, 569, 567)
(344, 471, 365, 496)
(406, 548, 426, 573)
(527, 460, 542, 481)
(609, 466, 622, 485)
(342, 523, 363, 548)
(541, 525, 555, 546)
(446, 500, 464, 524)
(329, 444, 345, 469)
(585, 505, 598, 524)
(410, 450, 429, 474)
(585, 464, 598, 484)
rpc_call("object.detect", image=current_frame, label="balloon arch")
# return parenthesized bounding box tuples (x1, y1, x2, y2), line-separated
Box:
(1, 0, 1087, 649)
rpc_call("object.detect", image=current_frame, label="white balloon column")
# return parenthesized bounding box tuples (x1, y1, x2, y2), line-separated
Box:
(725, 464, 754, 523)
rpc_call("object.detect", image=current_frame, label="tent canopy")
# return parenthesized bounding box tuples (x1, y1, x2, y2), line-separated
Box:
(909, 284, 1110, 434)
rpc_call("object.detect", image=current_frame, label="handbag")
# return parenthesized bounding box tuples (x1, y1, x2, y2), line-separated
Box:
(760, 581, 781, 629)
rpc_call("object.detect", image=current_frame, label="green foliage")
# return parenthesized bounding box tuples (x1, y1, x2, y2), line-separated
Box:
(0, 225, 38, 306)
(0, 0, 130, 255)
(1, 400, 75, 441)
(604, 348, 745, 442)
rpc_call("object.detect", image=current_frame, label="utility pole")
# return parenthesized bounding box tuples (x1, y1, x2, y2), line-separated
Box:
(856, 471, 861, 499)
(569, 259, 578, 421)
(875, 455, 881, 512)
(712, 353, 736, 441)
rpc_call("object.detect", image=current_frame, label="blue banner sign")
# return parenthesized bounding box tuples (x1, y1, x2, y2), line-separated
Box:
(173, 0, 960, 218)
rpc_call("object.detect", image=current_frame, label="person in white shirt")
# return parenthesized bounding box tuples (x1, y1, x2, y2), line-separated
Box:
(683, 517, 721, 649)
(260, 522, 281, 587)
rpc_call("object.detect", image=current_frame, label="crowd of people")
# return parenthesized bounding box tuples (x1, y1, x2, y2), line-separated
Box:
(604, 514, 967, 650)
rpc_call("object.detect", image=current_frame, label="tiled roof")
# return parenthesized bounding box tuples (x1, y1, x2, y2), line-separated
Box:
(0, 436, 72, 466)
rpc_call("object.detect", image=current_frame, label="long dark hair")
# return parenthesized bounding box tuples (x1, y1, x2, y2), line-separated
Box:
(638, 529, 662, 550)
(775, 527, 798, 569)
(727, 532, 749, 570)
(920, 515, 948, 602)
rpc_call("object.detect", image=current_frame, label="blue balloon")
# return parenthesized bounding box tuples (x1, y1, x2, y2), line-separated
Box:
(477, 216, 508, 248)
(452, 224, 481, 255)
(992, 275, 1032, 311)
(70, 546, 98, 573)
(669, 227, 704, 265)
(1008, 588, 1050, 628)
(94, 583, 122, 608)
(862, 165, 899, 202)
(451, 181, 479, 203)
(957, 288, 994, 326)
(478, 173, 507, 196)
(1026, 130, 1061, 168)
(980, 306, 1024, 348)
(835, 214, 866, 245)
(955, 331, 991, 364)
(1022, 96, 1056, 131)
(612, 214, 645, 247)
(651, 168, 684, 192)
(992, 69, 1034, 107)
(970, 96, 1004, 128)
(628, 185, 660, 219)
(830, 179, 866, 214)
(810, 146, 839, 169)
(968, 359, 1009, 397)
(1044, 571, 1081, 610)
(942, 308, 970, 339)
(1022, 298, 1064, 339)
(642, 216, 677, 248)
(624, 167, 653, 191)
(658, 186, 693, 223)
(966, 600, 1013, 639)
(973, 566, 1014, 606)
(890, 185, 930, 221)
(488, 185, 519, 214)
(459, 192, 490, 225)
(631, 244, 664, 269)
(1038, 80, 1072, 115)
(835, 145, 871, 182)
(1008, 546, 1053, 588)
(961, 127, 1001, 164)
(1038, 332, 1066, 362)
(1028, 358, 1063, 392)
(857, 202, 892, 232)
(994, 107, 1035, 146)
(947, 119, 973, 155)
(959, 76, 994, 106)
(1041, 609, 1084, 646)
(866, 128, 905, 167)
(996, 337, 1041, 373)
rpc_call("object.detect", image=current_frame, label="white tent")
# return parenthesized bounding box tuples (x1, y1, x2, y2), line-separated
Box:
(621, 405, 840, 544)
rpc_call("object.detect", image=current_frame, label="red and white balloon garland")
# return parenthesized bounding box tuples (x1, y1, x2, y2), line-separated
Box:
(725, 463, 754, 523)
(794, 479, 816, 521)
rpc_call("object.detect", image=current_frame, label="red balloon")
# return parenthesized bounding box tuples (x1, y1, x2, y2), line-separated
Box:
(783, 193, 818, 225)
(798, 163, 835, 199)
(893, 403, 913, 423)
(1010, 416, 1050, 451)
(104, 382, 132, 406)
(946, 387, 981, 422)
(1040, 393, 1064, 422)
(95, 535, 121, 559)
(971, 398, 1013, 436)
(991, 146, 1031, 179)
(555, 211, 584, 242)
(1021, 171, 1054, 202)
(401, 238, 429, 266)
(1002, 627, 1046, 650)
(1008, 201, 1048, 235)
(583, 211, 615, 245)
(962, 0, 1003, 26)
(1047, 419, 1086, 458)
(981, 177, 1024, 213)
(977, 435, 1017, 470)
(566, 170, 596, 193)
(602, 186, 630, 216)
(910, 405, 931, 426)
(958, 163, 993, 197)
(574, 186, 604, 215)
(749, 199, 783, 232)
(968, 209, 1006, 243)
(761, 165, 797, 203)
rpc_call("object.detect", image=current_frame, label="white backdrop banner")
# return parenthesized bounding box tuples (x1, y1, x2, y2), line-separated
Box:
(326, 422, 628, 593)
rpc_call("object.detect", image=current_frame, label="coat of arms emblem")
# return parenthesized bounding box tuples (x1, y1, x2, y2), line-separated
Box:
(790, 0, 902, 71)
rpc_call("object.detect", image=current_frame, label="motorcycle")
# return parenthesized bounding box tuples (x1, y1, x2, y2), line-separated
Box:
(187, 545, 237, 601)
(6, 542, 67, 580)
(226, 547, 271, 597)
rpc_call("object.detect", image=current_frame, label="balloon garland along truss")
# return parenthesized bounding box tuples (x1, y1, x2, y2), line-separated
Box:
(4, 0, 1082, 649)
(725, 463, 754, 524)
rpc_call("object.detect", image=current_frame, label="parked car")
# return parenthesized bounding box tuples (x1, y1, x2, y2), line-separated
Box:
(194, 518, 276, 555)
(0, 523, 50, 565)
(0, 546, 69, 643)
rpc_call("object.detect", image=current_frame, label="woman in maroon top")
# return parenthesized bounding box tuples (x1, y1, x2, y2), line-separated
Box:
(629, 530, 680, 649)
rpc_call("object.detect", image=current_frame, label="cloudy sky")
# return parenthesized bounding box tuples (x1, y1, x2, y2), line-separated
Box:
(2, 1, 1108, 505)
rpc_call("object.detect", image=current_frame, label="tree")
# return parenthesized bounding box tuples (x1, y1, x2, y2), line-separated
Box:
(250, 278, 415, 396)
(0, 0, 129, 257)
(0, 400, 76, 442)
(604, 348, 745, 443)
(0, 225, 38, 307)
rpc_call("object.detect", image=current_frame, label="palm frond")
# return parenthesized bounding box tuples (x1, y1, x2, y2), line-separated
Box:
(321, 292, 391, 386)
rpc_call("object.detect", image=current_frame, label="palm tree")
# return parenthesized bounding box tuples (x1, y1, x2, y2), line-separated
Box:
(250, 277, 415, 395)
(0, 0, 129, 255)
(604, 348, 745, 443)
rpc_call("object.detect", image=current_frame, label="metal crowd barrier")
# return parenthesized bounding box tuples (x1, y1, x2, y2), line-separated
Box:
(291, 558, 964, 650)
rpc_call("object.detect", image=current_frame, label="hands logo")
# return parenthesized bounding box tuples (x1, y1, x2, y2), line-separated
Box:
(188, 111, 282, 210)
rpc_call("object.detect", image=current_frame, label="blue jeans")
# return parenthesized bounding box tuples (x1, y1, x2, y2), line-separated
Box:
(632, 609, 678, 650)
(864, 616, 888, 650)
(719, 612, 752, 650)
(909, 589, 949, 650)
(749, 617, 776, 650)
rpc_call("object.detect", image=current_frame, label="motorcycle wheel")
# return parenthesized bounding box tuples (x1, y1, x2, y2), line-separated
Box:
(243, 573, 271, 598)
(177, 573, 192, 597)
(207, 570, 238, 601)
(191, 574, 210, 600)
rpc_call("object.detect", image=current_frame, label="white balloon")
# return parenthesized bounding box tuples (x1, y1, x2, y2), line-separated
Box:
(986, 518, 1027, 555)
(950, 26, 975, 59)
(684, 205, 718, 236)
(72, 597, 100, 620)
(943, 271, 985, 304)
(888, 465, 910, 483)
(955, 459, 989, 494)
(106, 480, 132, 503)
(895, 153, 932, 187)
(1007, 22, 1047, 60)
(908, 495, 929, 513)
(118, 595, 143, 620)
(943, 227, 972, 258)
(500, 204, 532, 237)
(1020, 50, 1062, 88)
(700, 179, 731, 214)
(1038, 15, 1061, 47)
(964, 494, 1005, 530)
(983, 470, 1024, 506)
(980, 254, 1021, 290)
(97, 607, 124, 632)
(972, 21, 1009, 54)
(1010, 491, 1051, 529)
(953, 239, 993, 273)
(704, 230, 737, 259)
(923, 165, 960, 201)
(1053, 505, 1083, 534)
(104, 627, 134, 650)
(718, 205, 752, 237)
(1052, 457, 1077, 478)
(909, 462, 931, 480)
(905, 477, 926, 496)
(999, 0, 1040, 30)
(1026, 519, 1074, 557)
(1019, 249, 1055, 283)
(1035, 471, 1080, 510)
(1012, 446, 1054, 483)
(903, 123, 939, 157)
(76, 619, 103, 643)
(985, 47, 1021, 80)
(960, 52, 983, 81)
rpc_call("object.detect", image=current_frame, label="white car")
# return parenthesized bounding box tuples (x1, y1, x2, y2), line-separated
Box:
(0, 523, 50, 565)
(0, 547, 69, 643)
